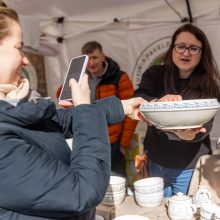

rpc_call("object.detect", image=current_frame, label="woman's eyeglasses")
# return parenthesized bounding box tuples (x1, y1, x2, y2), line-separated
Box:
(173, 44, 202, 55)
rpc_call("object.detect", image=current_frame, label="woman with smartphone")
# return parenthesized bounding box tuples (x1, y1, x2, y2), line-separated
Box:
(0, 6, 144, 220)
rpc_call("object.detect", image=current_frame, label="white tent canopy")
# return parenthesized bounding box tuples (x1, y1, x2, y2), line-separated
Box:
(5, 0, 220, 21)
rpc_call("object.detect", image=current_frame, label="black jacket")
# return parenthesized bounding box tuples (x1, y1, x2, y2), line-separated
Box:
(134, 65, 212, 169)
(0, 96, 124, 219)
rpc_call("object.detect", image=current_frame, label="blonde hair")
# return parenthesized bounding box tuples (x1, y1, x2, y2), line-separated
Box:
(0, 6, 19, 42)
(0, 0, 7, 7)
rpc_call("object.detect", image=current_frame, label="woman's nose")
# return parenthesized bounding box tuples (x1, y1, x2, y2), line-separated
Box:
(22, 55, 29, 66)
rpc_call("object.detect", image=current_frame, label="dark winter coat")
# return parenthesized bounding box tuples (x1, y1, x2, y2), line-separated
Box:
(0, 96, 124, 220)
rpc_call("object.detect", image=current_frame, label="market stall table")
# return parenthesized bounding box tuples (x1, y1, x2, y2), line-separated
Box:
(96, 195, 200, 220)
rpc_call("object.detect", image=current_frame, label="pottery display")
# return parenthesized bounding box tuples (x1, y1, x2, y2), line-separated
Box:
(133, 177, 164, 194)
(133, 177, 164, 208)
(101, 188, 126, 206)
(200, 203, 215, 220)
(215, 205, 220, 220)
(134, 190, 164, 208)
(101, 175, 126, 206)
(107, 176, 126, 193)
(192, 185, 216, 208)
(166, 192, 197, 220)
(139, 99, 220, 130)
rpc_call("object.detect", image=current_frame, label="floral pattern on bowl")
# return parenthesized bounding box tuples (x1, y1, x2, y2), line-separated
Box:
(140, 99, 220, 112)
(139, 99, 220, 129)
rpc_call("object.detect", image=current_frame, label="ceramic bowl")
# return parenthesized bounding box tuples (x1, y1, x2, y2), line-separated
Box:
(139, 99, 220, 130)
(95, 215, 104, 220)
(200, 203, 215, 220)
(107, 176, 126, 193)
(133, 177, 164, 194)
(214, 205, 220, 220)
(134, 190, 164, 207)
(101, 189, 126, 206)
(113, 215, 150, 220)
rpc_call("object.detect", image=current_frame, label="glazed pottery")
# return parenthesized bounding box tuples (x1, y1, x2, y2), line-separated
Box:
(133, 177, 164, 194)
(200, 203, 215, 220)
(107, 176, 126, 193)
(134, 190, 164, 207)
(139, 99, 220, 130)
(192, 185, 216, 208)
(101, 188, 126, 206)
(215, 205, 220, 220)
(167, 192, 197, 220)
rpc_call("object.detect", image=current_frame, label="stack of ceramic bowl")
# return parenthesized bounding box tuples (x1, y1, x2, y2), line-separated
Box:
(133, 177, 164, 207)
(101, 176, 126, 206)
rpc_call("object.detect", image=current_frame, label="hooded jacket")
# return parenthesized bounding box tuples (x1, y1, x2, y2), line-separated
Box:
(0, 96, 124, 220)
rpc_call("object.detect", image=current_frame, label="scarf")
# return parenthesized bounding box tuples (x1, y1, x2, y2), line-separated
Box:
(0, 78, 30, 99)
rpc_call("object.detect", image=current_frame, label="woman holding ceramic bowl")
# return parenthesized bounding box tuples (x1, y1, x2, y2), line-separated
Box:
(134, 23, 220, 197)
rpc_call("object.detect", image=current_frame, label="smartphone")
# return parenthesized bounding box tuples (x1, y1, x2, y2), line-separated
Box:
(59, 55, 88, 101)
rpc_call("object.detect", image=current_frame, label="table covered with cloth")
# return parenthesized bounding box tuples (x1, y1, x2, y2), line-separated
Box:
(96, 195, 200, 220)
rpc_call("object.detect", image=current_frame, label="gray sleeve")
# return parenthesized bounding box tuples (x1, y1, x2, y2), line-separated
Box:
(93, 96, 125, 124)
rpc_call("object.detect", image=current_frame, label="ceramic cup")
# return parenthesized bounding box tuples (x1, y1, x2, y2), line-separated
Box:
(200, 203, 215, 220)
(214, 205, 220, 220)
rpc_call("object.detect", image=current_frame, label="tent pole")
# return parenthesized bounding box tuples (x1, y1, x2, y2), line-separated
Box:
(185, 0, 193, 23)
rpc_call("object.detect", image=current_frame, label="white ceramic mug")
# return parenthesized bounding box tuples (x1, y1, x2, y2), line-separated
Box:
(200, 203, 215, 220)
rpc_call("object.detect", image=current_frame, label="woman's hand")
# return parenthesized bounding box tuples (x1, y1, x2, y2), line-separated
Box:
(121, 97, 145, 120)
(58, 74, 90, 107)
(167, 127, 206, 141)
(158, 94, 182, 102)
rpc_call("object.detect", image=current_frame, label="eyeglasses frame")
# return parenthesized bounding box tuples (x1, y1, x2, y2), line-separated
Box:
(173, 44, 202, 56)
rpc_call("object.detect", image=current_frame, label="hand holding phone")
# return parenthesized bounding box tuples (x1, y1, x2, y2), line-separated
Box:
(59, 55, 89, 101)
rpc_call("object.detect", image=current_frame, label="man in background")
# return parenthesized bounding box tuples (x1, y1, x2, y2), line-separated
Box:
(57, 41, 137, 177)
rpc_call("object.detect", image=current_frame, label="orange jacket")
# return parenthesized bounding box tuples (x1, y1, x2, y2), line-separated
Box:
(57, 57, 137, 148)
(92, 57, 137, 148)
(96, 72, 137, 148)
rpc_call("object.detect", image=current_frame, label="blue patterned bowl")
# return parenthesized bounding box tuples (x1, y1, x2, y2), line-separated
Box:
(139, 99, 220, 130)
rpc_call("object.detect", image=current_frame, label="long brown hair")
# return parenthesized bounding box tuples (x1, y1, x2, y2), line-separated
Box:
(163, 23, 220, 100)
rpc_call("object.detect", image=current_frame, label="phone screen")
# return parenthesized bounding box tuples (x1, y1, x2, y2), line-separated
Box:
(59, 55, 88, 101)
